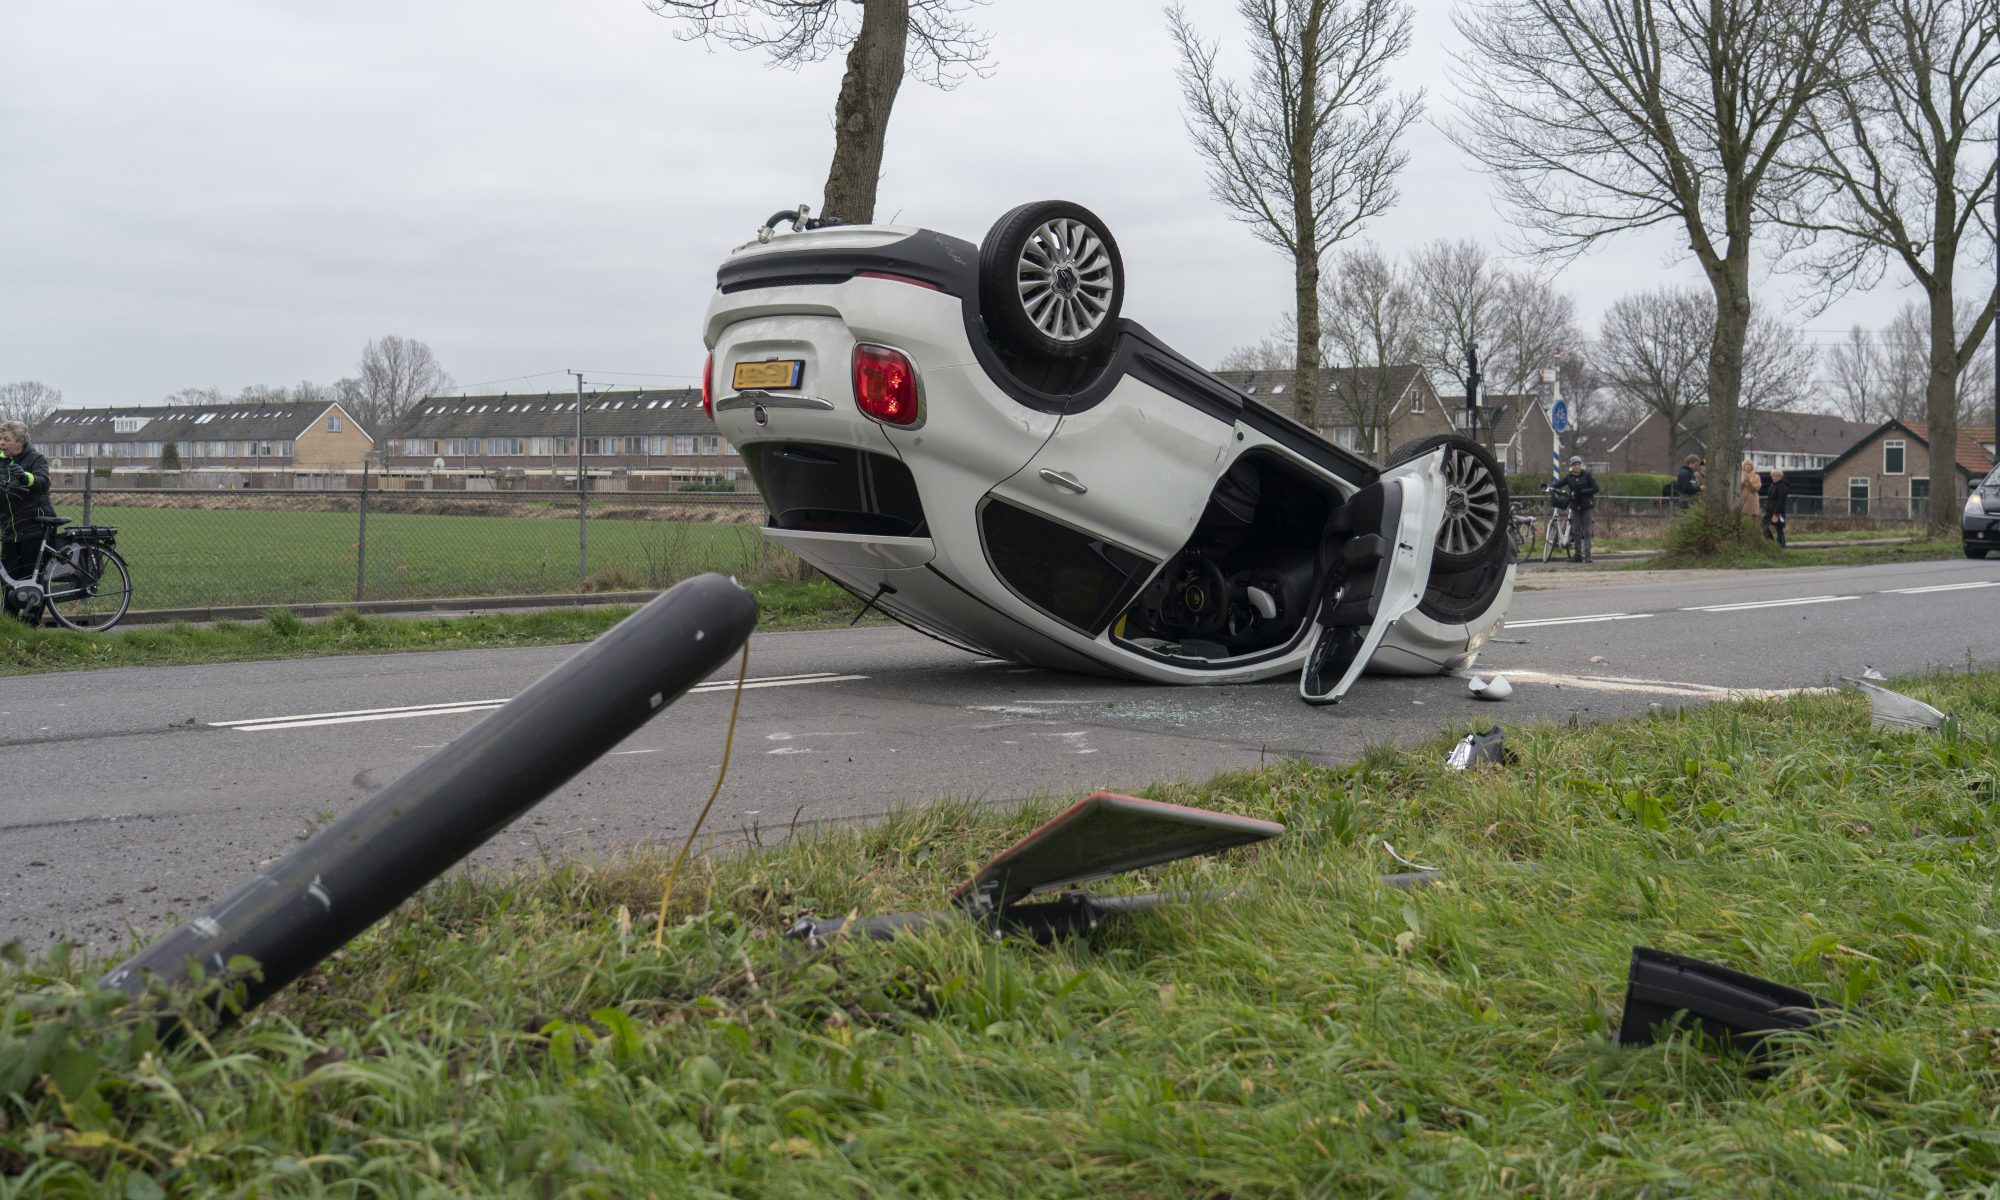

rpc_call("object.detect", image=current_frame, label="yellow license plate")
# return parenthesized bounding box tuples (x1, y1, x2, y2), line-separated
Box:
(731, 359, 803, 390)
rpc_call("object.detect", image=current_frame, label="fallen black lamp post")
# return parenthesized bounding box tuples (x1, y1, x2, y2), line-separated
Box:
(99, 573, 759, 1028)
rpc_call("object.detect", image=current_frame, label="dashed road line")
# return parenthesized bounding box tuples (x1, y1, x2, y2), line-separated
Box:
(1882, 580, 2000, 595)
(212, 672, 866, 732)
(1503, 612, 1654, 629)
(1681, 595, 1857, 613)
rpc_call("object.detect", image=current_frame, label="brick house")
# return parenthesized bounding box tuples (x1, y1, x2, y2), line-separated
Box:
(33, 401, 372, 479)
(1600, 407, 1877, 498)
(379, 387, 741, 490)
(1817, 420, 1997, 519)
(1212, 366, 1453, 458)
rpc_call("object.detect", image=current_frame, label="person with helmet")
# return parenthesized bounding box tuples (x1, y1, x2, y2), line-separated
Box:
(1561, 455, 1600, 563)
(1, 420, 56, 624)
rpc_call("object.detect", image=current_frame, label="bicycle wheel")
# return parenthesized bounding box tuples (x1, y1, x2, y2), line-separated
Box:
(44, 545, 131, 631)
(1541, 517, 1558, 563)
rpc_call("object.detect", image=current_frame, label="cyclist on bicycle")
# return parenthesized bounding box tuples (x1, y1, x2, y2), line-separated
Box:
(1, 420, 56, 624)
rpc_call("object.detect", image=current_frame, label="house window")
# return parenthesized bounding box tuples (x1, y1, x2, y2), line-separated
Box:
(328, 415, 343, 433)
(1848, 476, 1870, 515)
(1410, 390, 1423, 413)
(673, 435, 697, 456)
(700, 435, 721, 455)
(1883, 439, 1904, 475)
(1911, 477, 1929, 522)
(623, 436, 646, 455)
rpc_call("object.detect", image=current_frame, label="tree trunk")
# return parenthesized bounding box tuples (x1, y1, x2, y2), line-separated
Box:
(1295, 249, 1322, 432)
(820, 0, 909, 225)
(1923, 261, 1960, 535)
(1699, 257, 1754, 521)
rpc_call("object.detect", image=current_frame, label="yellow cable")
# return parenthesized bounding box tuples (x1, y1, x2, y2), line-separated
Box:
(654, 638, 751, 948)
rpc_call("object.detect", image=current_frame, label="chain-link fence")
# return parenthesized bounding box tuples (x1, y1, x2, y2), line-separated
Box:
(46, 478, 794, 613)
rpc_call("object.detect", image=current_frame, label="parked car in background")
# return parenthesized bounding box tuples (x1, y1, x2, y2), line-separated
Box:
(1966, 463, 2000, 558)
(700, 201, 1516, 704)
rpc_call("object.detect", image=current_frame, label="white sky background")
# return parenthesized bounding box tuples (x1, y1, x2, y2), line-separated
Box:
(0, 0, 1939, 407)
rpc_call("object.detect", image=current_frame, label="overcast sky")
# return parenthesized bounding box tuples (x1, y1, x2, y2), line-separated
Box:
(1, 0, 1936, 409)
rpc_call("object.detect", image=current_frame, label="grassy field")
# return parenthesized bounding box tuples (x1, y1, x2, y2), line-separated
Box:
(0, 579, 877, 676)
(63, 503, 782, 610)
(4, 672, 1996, 1196)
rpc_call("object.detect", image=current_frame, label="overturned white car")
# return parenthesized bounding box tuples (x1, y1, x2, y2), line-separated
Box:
(701, 201, 1515, 703)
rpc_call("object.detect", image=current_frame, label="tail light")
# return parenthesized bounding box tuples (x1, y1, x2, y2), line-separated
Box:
(853, 343, 920, 426)
(701, 353, 713, 419)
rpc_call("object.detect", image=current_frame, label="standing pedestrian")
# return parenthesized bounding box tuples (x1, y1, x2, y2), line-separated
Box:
(1, 420, 55, 624)
(1762, 468, 1790, 548)
(1672, 454, 1702, 509)
(1563, 455, 1600, 563)
(1737, 460, 1762, 521)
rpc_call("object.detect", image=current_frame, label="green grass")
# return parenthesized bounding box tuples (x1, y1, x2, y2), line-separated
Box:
(0, 579, 875, 676)
(61, 504, 782, 610)
(5, 673, 1997, 1196)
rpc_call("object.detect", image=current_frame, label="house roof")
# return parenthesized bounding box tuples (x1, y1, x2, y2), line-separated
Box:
(1821, 419, 1998, 478)
(1210, 366, 1428, 424)
(1673, 407, 1878, 457)
(36, 401, 363, 445)
(386, 388, 711, 439)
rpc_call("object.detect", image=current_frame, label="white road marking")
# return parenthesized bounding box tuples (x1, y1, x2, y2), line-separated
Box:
(1882, 580, 2000, 595)
(213, 673, 866, 732)
(1503, 612, 1654, 629)
(1461, 668, 1837, 701)
(1682, 595, 1856, 613)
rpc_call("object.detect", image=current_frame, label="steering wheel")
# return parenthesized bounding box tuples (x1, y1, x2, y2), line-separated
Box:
(1157, 553, 1230, 637)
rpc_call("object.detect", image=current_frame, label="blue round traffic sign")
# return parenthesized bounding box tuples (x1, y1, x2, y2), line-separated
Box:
(1551, 399, 1569, 433)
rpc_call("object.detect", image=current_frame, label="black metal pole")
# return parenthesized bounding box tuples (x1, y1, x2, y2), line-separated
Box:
(100, 573, 759, 1024)
(82, 456, 93, 525)
(354, 461, 369, 603)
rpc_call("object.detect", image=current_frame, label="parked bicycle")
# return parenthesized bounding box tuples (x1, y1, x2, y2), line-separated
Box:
(1507, 510, 1538, 559)
(0, 518, 132, 631)
(1539, 481, 1573, 565)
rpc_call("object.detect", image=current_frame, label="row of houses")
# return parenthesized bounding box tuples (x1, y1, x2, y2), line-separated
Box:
(31, 388, 742, 490)
(29, 375, 1996, 511)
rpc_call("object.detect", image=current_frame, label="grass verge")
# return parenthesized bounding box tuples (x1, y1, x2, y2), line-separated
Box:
(0, 578, 874, 676)
(4, 672, 1997, 1196)
(1639, 537, 1967, 570)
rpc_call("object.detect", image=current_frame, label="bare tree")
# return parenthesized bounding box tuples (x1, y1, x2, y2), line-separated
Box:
(0, 381, 62, 429)
(1215, 335, 1296, 371)
(163, 386, 227, 407)
(350, 336, 453, 435)
(1598, 287, 1715, 465)
(1779, 0, 1997, 530)
(1320, 242, 1423, 452)
(1487, 270, 1580, 397)
(1451, 0, 1852, 519)
(650, 1, 989, 223)
(1741, 313, 1818, 416)
(1408, 238, 1502, 401)
(1170, 0, 1422, 428)
(1828, 324, 1887, 421)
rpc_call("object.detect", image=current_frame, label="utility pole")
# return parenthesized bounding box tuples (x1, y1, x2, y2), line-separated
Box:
(568, 370, 589, 590)
(1463, 340, 1481, 441)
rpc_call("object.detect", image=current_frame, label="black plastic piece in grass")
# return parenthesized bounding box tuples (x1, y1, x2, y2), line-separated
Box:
(1615, 946, 1840, 1054)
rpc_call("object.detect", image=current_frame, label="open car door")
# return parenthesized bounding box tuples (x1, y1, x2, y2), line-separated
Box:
(1298, 468, 1445, 704)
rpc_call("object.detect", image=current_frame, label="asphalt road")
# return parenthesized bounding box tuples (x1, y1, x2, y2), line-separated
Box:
(5, 556, 1995, 953)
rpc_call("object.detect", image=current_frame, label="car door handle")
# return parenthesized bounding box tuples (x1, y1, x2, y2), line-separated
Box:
(1038, 469, 1088, 495)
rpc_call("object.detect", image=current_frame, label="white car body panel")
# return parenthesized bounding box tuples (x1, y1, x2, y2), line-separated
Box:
(701, 214, 1514, 702)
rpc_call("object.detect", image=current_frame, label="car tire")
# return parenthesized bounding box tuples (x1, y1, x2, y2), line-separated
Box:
(978, 201, 1124, 361)
(1968, 546, 1990, 559)
(1385, 434, 1509, 573)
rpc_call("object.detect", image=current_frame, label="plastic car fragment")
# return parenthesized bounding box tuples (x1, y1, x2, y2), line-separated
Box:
(1843, 675, 1947, 731)
(1445, 727, 1517, 769)
(1615, 946, 1841, 1055)
(1468, 673, 1513, 700)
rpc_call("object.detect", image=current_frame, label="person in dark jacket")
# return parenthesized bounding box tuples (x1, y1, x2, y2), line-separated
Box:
(1563, 455, 1600, 563)
(1762, 467, 1790, 548)
(1, 420, 56, 623)
(1672, 454, 1702, 509)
